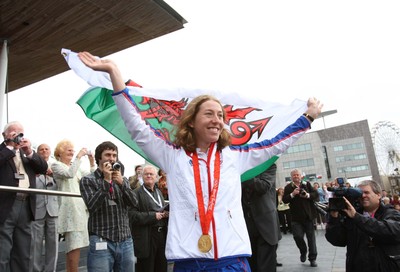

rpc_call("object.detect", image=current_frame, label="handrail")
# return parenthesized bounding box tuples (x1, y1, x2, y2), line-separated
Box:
(0, 185, 81, 197)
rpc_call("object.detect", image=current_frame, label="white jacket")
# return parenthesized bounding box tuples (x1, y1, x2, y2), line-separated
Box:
(113, 89, 311, 261)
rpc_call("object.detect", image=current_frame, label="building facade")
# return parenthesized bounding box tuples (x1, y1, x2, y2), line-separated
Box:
(276, 119, 381, 189)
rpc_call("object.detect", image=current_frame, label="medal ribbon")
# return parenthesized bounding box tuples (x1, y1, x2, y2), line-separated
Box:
(192, 142, 221, 235)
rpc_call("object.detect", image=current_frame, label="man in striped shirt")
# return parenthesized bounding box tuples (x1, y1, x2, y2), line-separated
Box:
(80, 141, 137, 272)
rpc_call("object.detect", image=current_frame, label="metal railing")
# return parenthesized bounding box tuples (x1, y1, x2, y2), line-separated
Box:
(0, 185, 81, 197)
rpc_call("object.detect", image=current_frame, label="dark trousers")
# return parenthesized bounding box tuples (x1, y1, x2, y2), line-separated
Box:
(291, 220, 317, 261)
(136, 227, 168, 272)
(0, 198, 32, 272)
(246, 218, 277, 272)
(277, 210, 292, 233)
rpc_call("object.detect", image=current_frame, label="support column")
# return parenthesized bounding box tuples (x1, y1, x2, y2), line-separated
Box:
(0, 40, 8, 130)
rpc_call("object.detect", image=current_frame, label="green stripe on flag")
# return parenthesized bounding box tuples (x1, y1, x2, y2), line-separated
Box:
(76, 87, 157, 167)
(240, 156, 279, 182)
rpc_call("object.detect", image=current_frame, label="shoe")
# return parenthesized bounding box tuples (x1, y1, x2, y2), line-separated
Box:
(310, 260, 318, 267)
(276, 262, 283, 267)
(300, 252, 307, 263)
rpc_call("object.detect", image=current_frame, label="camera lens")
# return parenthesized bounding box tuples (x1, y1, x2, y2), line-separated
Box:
(112, 162, 121, 171)
(13, 133, 24, 144)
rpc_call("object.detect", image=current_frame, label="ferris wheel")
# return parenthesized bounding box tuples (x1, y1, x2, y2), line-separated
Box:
(371, 121, 400, 176)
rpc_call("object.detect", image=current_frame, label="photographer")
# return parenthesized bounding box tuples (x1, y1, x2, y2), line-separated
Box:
(283, 168, 319, 267)
(80, 141, 137, 271)
(0, 121, 48, 271)
(325, 179, 400, 272)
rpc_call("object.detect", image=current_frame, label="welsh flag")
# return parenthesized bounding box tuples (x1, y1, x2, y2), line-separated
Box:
(62, 49, 308, 181)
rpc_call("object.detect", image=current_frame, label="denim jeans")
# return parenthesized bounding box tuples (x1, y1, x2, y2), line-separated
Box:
(173, 256, 250, 272)
(87, 234, 135, 272)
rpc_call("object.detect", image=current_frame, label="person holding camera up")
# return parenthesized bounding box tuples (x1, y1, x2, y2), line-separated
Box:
(325, 179, 400, 272)
(80, 141, 137, 271)
(0, 121, 48, 271)
(52, 139, 96, 272)
(283, 168, 319, 267)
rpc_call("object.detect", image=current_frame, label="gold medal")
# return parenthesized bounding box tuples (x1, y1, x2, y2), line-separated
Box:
(192, 144, 220, 255)
(198, 234, 212, 253)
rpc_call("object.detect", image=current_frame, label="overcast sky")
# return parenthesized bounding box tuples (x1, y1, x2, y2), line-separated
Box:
(6, 0, 400, 177)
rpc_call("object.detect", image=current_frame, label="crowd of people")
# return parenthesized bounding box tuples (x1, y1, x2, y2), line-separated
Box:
(0, 121, 173, 272)
(1, 50, 400, 272)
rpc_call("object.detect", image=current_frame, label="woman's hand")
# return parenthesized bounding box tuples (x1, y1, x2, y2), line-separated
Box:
(78, 51, 116, 72)
(78, 51, 126, 92)
(305, 97, 323, 121)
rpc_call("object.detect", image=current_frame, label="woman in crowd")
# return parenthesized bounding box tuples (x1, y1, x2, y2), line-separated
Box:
(277, 187, 292, 234)
(52, 140, 96, 272)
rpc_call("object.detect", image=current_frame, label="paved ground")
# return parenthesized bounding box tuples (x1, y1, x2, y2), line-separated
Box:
(56, 226, 346, 271)
(276, 226, 346, 272)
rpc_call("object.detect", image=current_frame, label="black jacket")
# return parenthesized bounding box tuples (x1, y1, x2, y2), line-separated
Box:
(129, 185, 168, 258)
(325, 203, 400, 272)
(241, 164, 282, 246)
(0, 143, 48, 223)
(282, 181, 318, 222)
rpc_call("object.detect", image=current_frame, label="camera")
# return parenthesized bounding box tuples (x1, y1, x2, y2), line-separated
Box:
(328, 197, 346, 210)
(328, 177, 362, 211)
(112, 162, 121, 171)
(299, 181, 308, 196)
(6, 133, 24, 144)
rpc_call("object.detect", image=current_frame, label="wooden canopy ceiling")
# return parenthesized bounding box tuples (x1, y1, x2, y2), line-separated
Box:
(0, 0, 186, 93)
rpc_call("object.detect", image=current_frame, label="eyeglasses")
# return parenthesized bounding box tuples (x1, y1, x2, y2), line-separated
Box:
(143, 173, 155, 176)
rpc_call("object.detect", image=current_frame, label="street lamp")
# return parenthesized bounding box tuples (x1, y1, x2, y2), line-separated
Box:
(316, 110, 338, 129)
(318, 110, 338, 181)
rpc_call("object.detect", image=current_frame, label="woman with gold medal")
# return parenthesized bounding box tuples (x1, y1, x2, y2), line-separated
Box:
(77, 51, 322, 271)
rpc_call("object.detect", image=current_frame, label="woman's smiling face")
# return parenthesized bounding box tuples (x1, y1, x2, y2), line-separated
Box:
(191, 100, 224, 152)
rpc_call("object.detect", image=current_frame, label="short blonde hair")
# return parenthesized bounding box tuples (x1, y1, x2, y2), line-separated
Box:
(54, 139, 74, 160)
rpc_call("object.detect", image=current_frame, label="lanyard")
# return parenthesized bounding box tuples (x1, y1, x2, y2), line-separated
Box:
(143, 185, 163, 208)
(192, 142, 221, 236)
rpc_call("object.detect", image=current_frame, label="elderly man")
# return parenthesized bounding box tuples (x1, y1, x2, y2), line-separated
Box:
(31, 143, 59, 272)
(283, 168, 319, 267)
(129, 165, 169, 272)
(0, 121, 48, 271)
